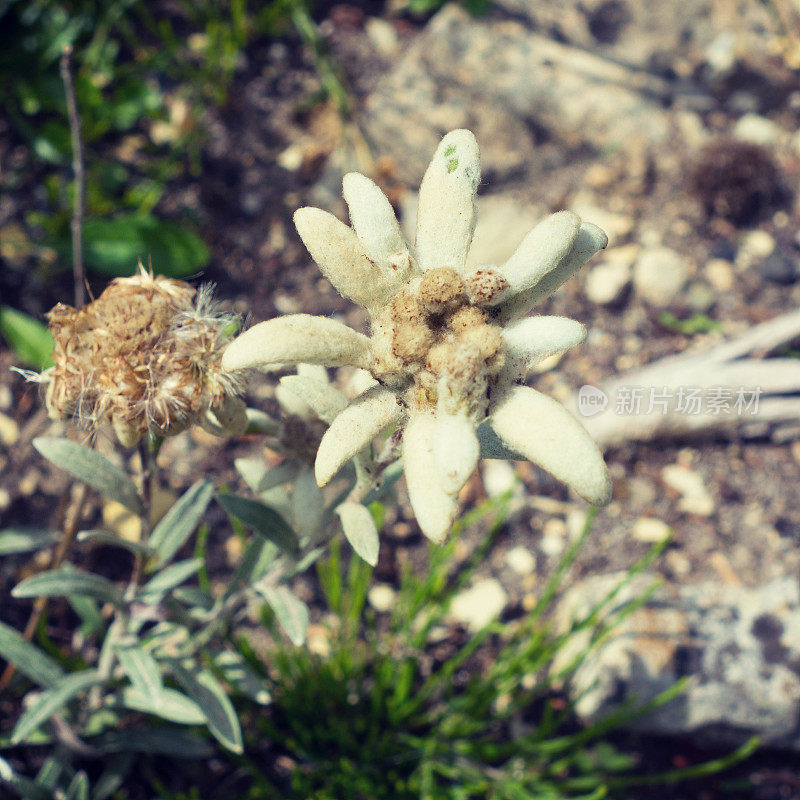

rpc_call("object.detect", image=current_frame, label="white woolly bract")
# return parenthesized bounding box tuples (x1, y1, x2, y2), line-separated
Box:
(221, 314, 371, 371)
(315, 385, 404, 486)
(490, 211, 581, 304)
(488, 386, 611, 506)
(279, 375, 349, 424)
(342, 172, 416, 283)
(415, 130, 480, 273)
(433, 412, 480, 495)
(500, 316, 587, 381)
(402, 412, 458, 544)
(498, 222, 609, 322)
(293, 207, 400, 310)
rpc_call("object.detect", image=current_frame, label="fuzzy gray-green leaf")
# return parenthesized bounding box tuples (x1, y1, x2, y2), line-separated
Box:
(255, 583, 309, 646)
(13, 568, 123, 606)
(33, 438, 142, 514)
(140, 559, 202, 600)
(336, 502, 380, 566)
(217, 494, 299, 557)
(120, 687, 205, 724)
(170, 663, 243, 753)
(116, 643, 162, 699)
(12, 670, 100, 743)
(149, 480, 213, 565)
(0, 528, 59, 556)
(0, 621, 64, 688)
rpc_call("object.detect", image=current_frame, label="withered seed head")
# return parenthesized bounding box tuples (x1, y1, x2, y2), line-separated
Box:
(42, 265, 244, 446)
(464, 268, 509, 305)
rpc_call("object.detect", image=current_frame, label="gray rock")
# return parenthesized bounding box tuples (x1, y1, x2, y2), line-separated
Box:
(585, 259, 631, 305)
(552, 574, 800, 749)
(633, 246, 689, 306)
(362, 6, 670, 184)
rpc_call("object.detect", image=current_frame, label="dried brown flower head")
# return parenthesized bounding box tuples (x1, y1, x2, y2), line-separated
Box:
(40, 264, 246, 446)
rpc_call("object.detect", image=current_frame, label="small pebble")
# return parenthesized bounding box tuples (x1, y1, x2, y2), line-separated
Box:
(449, 578, 508, 632)
(632, 517, 672, 543)
(505, 546, 536, 575)
(368, 583, 396, 612)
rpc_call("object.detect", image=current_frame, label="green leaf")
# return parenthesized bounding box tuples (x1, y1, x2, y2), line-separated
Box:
(217, 494, 299, 557)
(116, 643, 162, 699)
(91, 754, 134, 800)
(12, 670, 100, 743)
(76, 529, 153, 557)
(0, 306, 54, 370)
(96, 729, 213, 758)
(148, 480, 213, 565)
(119, 687, 205, 724)
(336, 502, 379, 567)
(0, 528, 59, 556)
(79, 215, 209, 278)
(215, 651, 271, 705)
(255, 584, 309, 646)
(33, 438, 143, 514)
(0, 756, 54, 800)
(234, 458, 296, 495)
(0, 621, 64, 688)
(66, 772, 89, 800)
(69, 596, 105, 638)
(140, 558, 202, 599)
(13, 568, 123, 606)
(170, 663, 243, 753)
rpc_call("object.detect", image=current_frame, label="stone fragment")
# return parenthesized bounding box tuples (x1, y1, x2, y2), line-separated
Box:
(448, 578, 508, 632)
(633, 247, 689, 306)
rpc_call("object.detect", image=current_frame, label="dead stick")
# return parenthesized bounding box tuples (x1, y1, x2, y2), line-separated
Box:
(0, 484, 88, 691)
(59, 45, 85, 309)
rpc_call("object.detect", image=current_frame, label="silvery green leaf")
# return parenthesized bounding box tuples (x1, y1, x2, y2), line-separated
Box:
(148, 480, 213, 565)
(235, 458, 298, 495)
(362, 458, 404, 505)
(255, 583, 309, 646)
(278, 375, 349, 423)
(225, 538, 276, 598)
(170, 663, 243, 753)
(217, 494, 299, 557)
(12, 568, 123, 606)
(142, 622, 190, 655)
(90, 754, 134, 800)
(32, 438, 142, 514)
(287, 546, 325, 578)
(0, 757, 53, 800)
(69, 596, 104, 638)
(116, 643, 162, 699)
(335, 502, 379, 567)
(0, 621, 64, 688)
(35, 756, 62, 790)
(140, 559, 202, 600)
(292, 465, 324, 540)
(97, 729, 212, 758)
(12, 670, 100, 743)
(0, 528, 58, 556)
(215, 651, 271, 705)
(172, 586, 215, 611)
(119, 687, 205, 724)
(66, 772, 89, 800)
(76, 529, 153, 557)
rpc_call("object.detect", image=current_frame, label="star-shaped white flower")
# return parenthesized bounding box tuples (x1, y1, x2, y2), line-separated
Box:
(223, 129, 611, 542)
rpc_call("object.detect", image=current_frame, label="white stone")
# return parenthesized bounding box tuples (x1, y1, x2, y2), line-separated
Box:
(585, 260, 631, 305)
(365, 17, 399, 57)
(448, 578, 508, 631)
(632, 517, 671, 543)
(481, 459, 519, 498)
(734, 113, 781, 147)
(506, 545, 536, 575)
(662, 464, 715, 516)
(633, 247, 689, 306)
(704, 259, 734, 291)
(368, 583, 397, 612)
(0, 412, 19, 446)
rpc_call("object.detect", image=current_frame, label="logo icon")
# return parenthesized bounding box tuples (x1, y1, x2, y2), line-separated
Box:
(577, 384, 609, 417)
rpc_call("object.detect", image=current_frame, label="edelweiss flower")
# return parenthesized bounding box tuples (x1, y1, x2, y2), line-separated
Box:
(39, 265, 246, 446)
(223, 130, 611, 542)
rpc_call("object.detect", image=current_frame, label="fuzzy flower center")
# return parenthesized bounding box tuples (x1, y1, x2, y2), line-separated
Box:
(371, 266, 509, 418)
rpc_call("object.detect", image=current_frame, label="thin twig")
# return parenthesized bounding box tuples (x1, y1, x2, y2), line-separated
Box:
(0, 484, 88, 691)
(59, 45, 85, 309)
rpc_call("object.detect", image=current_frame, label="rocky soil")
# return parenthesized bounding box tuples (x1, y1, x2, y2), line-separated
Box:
(3, 0, 800, 796)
